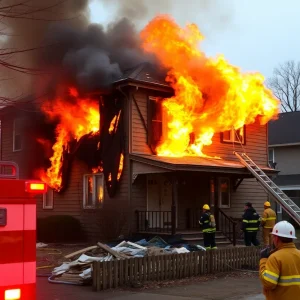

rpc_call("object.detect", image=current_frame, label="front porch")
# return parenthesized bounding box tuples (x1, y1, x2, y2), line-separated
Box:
(130, 154, 275, 246)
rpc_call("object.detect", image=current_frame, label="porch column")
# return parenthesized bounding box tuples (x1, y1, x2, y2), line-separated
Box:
(171, 174, 178, 235)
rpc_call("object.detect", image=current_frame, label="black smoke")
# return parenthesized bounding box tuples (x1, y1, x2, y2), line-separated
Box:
(41, 17, 157, 91)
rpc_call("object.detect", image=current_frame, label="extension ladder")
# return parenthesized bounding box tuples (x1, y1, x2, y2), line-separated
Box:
(234, 152, 300, 226)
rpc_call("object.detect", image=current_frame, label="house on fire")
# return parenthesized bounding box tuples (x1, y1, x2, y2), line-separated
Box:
(0, 62, 277, 244)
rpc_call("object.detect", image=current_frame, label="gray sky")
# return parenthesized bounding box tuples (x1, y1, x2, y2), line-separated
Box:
(89, 0, 299, 80)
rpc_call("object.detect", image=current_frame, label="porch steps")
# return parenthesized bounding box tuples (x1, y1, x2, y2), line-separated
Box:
(180, 231, 232, 247)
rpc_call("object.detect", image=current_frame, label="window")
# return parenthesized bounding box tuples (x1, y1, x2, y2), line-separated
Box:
(147, 97, 167, 151)
(277, 204, 282, 214)
(218, 177, 230, 208)
(268, 148, 275, 164)
(43, 188, 54, 209)
(83, 174, 104, 209)
(13, 118, 22, 151)
(221, 127, 245, 144)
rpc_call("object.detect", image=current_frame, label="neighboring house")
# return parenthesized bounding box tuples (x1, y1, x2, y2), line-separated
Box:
(268, 111, 300, 223)
(0, 62, 276, 243)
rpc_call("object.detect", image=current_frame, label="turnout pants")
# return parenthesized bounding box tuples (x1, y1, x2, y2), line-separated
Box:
(263, 227, 273, 247)
(244, 231, 260, 247)
(203, 232, 216, 249)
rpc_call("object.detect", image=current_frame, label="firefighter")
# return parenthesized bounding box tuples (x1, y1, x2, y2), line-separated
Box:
(261, 201, 276, 247)
(260, 221, 300, 299)
(199, 204, 217, 250)
(242, 202, 260, 246)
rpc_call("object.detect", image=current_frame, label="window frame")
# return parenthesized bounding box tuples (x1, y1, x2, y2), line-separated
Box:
(83, 173, 104, 209)
(13, 118, 23, 152)
(43, 188, 54, 210)
(218, 177, 231, 208)
(221, 126, 246, 145)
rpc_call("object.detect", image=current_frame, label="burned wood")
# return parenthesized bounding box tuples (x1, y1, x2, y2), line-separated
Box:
(64, 246, 99, 260)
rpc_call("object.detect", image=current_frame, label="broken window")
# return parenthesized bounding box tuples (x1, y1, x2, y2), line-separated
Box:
(13, 118, 23, 151)
(221, 127, 245, 144)
(43, 188, 54, 209)
(218, 177, 230, 208)
(83, 174, 104, 209)
(148, 96, 167, 152)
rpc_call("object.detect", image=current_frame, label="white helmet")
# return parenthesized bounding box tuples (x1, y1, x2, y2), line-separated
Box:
(272, 221, 297, 239)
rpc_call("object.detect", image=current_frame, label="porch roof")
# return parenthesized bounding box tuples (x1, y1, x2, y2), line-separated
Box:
(130, 154, 277, 176)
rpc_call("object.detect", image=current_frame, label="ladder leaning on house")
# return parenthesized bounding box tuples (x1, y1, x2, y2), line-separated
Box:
(234, 151, 300, 226)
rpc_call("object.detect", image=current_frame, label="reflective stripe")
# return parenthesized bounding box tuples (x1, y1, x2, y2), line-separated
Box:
(24, 204, 36, 230)
(263, 270, 279, 284)
(243, 219, 249, 223)
(245, 227, 259, 231)
(264, 217, 276, 221)
(203, 228, 216, 233)
(204, 220, 209, 223)
(278, 275, 300, 285)
(249, 220, 259, 223)
(24, 261, 36, 284)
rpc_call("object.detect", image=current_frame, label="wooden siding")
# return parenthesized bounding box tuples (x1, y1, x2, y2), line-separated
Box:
(226, 178, 268, 219)
(1, 96, 131, 242)
(1, 113, 40, 179)
(130, 89, 268, 166)
(131, 90, 152, 154)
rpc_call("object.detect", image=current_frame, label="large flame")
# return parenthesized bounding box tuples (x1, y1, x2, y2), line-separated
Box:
(40, 88, 100, 191)
(141, 16, 279, 157)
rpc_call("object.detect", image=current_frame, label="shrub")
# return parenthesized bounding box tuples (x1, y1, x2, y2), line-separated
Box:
(37, 215, 86, 243)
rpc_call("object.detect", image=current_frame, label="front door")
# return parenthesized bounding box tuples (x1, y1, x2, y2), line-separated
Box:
(147, 174, 172, 229)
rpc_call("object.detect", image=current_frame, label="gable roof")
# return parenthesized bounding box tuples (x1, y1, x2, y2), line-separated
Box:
(114, 62, 172, 92)
(268, 111, 300, 146)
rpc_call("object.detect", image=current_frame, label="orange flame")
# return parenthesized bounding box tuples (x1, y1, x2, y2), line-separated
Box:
(108, 110, 121, 134)
(40, 88, 100, 191)
(141, 16, 279, 157)
(117, 153, 124, 181)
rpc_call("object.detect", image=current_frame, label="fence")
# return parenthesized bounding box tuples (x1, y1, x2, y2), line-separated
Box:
(92, 246, 260, 291)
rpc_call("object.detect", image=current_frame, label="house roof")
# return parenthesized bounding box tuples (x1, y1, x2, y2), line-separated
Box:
(130, 154, 276, 176)
(268, 111, 300, 146)
(114, 62, 173, 92)
(273, 174, 300, 187)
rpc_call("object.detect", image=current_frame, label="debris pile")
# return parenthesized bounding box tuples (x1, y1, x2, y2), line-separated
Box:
(49, 237, 206, 285)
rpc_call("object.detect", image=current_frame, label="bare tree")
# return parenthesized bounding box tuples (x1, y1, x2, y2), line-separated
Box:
(268, 60, 300, 112)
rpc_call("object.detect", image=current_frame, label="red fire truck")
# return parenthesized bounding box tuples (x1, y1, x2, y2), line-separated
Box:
(0, 161, 47, 300)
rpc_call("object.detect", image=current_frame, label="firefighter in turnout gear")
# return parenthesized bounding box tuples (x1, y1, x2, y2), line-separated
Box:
(242, 202, 260, 246)
(199, 204, 217, 250)
(259, 221, 300, 300)
(261, 201, 276, 247)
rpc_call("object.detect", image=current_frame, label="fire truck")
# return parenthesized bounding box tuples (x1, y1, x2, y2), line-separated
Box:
(0, 161, 47, 300)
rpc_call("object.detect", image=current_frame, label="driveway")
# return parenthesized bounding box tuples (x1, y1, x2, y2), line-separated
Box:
(37, 275, 264, 300)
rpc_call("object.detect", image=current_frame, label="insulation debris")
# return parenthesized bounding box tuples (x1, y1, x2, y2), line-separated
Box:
(49, 237, 206, 285)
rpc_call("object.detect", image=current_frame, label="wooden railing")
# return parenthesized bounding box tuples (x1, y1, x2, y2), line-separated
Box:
(218, 208, 237, 246)
(186, 208, 202, 229)
(136, 210, 172, 233)
(92, 246, 261, 291)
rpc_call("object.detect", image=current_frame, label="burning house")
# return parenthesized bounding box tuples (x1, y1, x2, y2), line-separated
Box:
(0, 5, 280, 243)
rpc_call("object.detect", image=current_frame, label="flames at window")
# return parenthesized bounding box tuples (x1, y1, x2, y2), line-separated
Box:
(38, 89, 125, 195)
(141, 16, 280, 157)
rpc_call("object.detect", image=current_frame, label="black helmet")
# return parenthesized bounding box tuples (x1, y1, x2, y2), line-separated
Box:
(245, 202, 252, 207)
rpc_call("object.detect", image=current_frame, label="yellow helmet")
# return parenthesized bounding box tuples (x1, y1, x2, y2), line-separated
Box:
(264, 201, 271, 207)
(203, 204, 210, 210)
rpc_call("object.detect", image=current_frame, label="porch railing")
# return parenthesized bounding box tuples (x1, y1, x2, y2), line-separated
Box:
(136, 210, 172, 233)
(218, 208, 237, 246)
